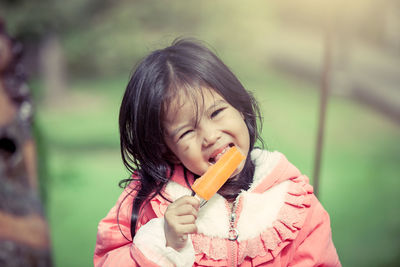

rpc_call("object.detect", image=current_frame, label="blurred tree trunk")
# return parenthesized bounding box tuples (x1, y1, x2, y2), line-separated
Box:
(39, 32, 67, 103)
(383, 0, 400, 54)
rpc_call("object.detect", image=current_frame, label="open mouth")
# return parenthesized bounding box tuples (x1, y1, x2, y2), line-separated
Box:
(208, 143, 235, 164)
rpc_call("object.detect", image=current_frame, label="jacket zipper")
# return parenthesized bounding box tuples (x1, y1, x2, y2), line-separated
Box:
(230, 240, 237, 267)
(228, 199, 239, 267)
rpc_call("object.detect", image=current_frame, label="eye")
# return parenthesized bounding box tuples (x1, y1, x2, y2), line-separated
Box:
(179, 129, 193, 139)
(211, 107, 226, 118)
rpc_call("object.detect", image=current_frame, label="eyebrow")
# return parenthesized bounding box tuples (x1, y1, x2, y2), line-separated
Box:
(209, 99, 227, 109)
(167, 99, 228, 138)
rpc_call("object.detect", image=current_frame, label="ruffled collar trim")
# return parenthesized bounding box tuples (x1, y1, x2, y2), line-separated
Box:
(191, 174, 313, 264)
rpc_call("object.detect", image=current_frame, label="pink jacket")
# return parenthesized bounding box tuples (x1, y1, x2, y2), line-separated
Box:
(94, 150, 341, 266)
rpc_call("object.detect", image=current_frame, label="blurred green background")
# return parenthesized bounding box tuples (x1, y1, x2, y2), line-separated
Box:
(2, 0, 400, 266)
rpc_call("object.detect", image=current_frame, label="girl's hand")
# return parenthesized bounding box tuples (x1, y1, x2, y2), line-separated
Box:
(164, 196, 200, 251)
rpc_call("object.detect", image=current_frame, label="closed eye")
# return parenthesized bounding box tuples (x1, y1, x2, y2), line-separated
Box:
(179, 129, 193, 139)
(211, 107, 226, 118)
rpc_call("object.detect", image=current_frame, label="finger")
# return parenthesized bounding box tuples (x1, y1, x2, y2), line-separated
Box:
(173, 204, 198, 217)
(174, 196, 200, 210)
(178, 223, 197, 235)
(169, 222, 197, 235)
(186, 196, 200, 209)
(177, 214, 197, 225)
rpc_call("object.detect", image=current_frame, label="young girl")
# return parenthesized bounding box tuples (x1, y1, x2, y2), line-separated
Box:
(94, 38, 341, 267)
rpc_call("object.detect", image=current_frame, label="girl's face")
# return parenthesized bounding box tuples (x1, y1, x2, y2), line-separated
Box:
(163, 87, 250, 178)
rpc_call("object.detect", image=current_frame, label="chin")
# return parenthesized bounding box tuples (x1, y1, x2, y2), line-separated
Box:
(230, 166, 244, 180)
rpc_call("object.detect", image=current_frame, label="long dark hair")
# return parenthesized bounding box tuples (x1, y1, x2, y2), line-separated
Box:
(118, 38, 263, 240)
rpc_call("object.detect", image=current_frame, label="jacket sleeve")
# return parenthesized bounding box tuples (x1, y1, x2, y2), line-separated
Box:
(290, 195, 341, 267)
(93, 183, 195, 267)
(94, 184, 149, 267)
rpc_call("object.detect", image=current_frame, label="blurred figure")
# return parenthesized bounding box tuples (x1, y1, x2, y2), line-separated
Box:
(0, 18, 52, 267)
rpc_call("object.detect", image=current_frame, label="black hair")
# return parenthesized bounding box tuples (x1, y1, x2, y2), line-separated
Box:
(118, 37, 263, 240)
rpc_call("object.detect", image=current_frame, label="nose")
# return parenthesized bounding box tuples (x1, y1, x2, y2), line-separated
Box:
(201, 123, 220, 147)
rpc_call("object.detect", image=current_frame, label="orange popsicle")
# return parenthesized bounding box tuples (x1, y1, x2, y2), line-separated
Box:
(192, 146, 245, 201)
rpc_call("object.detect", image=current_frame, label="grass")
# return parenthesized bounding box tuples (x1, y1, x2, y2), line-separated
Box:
(36, 72, 400, 267)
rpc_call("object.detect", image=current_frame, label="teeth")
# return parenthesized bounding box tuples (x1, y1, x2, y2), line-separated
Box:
(218, 147, 228, 157)
(208, 145, 235, 164)
(212, 147, 229, 163)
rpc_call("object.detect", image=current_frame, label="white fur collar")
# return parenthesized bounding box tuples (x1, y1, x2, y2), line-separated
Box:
(248, 149, 282, 191)
(164, 150, 287, 241)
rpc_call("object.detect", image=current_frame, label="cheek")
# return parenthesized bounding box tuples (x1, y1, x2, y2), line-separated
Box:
(164, 137, 183, 161)
(236, 117, 250, 143)
(169, 143, 198, 167)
